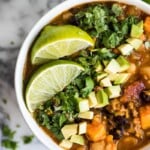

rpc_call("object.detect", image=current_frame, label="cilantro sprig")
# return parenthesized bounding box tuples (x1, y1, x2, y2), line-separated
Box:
(75, 4, 139, 48)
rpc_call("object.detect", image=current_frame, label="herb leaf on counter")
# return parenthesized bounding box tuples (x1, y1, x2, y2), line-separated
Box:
(22, 135, 34, 144)
(2, 125, 16, 139)
(2, 139, 18, 150)
(1, 125, 18, 150)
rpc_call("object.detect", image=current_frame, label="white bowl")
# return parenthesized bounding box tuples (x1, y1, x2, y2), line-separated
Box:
(15, 0, 150, 149)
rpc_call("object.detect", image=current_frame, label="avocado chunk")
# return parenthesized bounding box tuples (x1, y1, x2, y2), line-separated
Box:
(104, 59, 120, 74)
(102, 60, 109, 67)
(105, 85, 121, 99)
(88, 91, 98, 108)
(100, 77, 112, 87)
(131, 21, 143, 38)
(117, 56, 130, 72)
(118, 44, 133, 56)
(61, 124, 78, 139)
(77, 98, 89, 112)
(59, 140, 73, 149)
(78, 111, 94, 120)
(70, 135, 85, 145)
(79, 122, 87, 135)
(95, 89, 109, 108)
(96, 72, 108, 82)
(113, 73, 130, 84)
(108, 73, 121, 81)
(126, 38, 142, 50)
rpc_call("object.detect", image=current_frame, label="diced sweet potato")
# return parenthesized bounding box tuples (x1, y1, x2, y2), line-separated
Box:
(86, 115, 106, 142)
(140, 66, 150, 79)
(87, 123, 106, 142)
(140, 105, 150, 129)
(144, 17, 150, 33)
(105, 135, 117, 150)
(90, 141, 105, 150)
(105, 143, 117, 150)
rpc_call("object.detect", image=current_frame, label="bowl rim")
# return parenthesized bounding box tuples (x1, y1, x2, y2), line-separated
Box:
(15, 0, 150, 149)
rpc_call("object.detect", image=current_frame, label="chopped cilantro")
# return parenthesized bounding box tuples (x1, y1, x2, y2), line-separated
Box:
(97, 48, 117, 60)
(75, 4, 140, 48)
(35, 94, 77, 140)
(142, 0, 150, 4)
(81, 76, 94, 97)
(22, 135, 34, 144)
(2, 139, 18, 150)
(2, 125, 16, 139)
(1, 125, 18, 150)
(112, 4, 123, 16)
(2, 98, 7, 104)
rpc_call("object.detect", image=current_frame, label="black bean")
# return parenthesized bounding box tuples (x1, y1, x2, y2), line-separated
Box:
(101, 108, 112, 116)
(140, 91, 150, 104)
(114, 116, 129, 129)
(109, 128, 123, 140)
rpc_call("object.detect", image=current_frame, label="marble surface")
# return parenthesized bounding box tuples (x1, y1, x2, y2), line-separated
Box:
(0, 0, 64, 149)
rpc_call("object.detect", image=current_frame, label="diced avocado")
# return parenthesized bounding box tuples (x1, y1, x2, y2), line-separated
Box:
(78, 111, 94, 120)
(95, 61, 103, 72)
(61, 124, 78, 139)
(113, 73, 131, 84)
(96, 72, 108, 82)
(95, 89, 109, 108)
(59, 140, 73, 149)
(131, 21, 144, 38)
(118, 44, 134, 56)
(105, 85, 121, 99)
(104, 59, 120, 74)
(126, 38, 143, 50)
(70, 135, 85, 145)
(117, 56, 130, 72)
(100, 77, 112, 87)
(108, 73, 119, 81)
(88, 91, 98, 108)
(77, 98, 89, 112)
(79, 122, 87, 135)
(102, 60, 109, 67)
(108, 73, 130, 83)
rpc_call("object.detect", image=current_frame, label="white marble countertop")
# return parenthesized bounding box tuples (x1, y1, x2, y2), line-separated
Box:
(0, 0, 150, 150)
(0, 0, 64, 149)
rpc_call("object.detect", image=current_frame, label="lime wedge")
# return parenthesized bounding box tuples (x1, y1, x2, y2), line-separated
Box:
(31, 25, 94, 65)
(26, 60, 84, 112)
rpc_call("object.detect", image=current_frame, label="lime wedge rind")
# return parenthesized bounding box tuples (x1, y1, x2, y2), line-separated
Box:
(26, 60, 84, 112)
(31, 25, 94, 65)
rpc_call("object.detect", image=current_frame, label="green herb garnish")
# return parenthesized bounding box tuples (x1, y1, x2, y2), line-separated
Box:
(22, 135, 34, 144)
(2, 139, 18, 150)
(2, 98, 7, 104)
(1, 125, 18, 150)
(2, 125, 16, 139)
(75, 4, 139, 48)
(142, 0, 150, 4)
